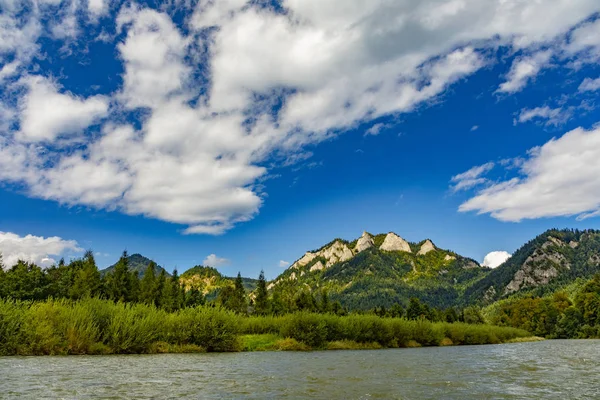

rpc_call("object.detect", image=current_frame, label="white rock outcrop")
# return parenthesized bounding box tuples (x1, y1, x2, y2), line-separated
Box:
(444, 254, 456, 262)
(310, 261, 325, 272)
(355, 232, 374, 253)
(379, 233, 411, 252)
(321, 241, 354, 267)
(291, 252, 317, 269)
(417, 240, 436, 255)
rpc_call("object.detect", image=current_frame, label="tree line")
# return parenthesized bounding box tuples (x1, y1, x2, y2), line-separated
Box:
(0, 251, 204, 311)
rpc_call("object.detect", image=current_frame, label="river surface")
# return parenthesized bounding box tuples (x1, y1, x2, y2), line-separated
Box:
(0, 340, 598, 399)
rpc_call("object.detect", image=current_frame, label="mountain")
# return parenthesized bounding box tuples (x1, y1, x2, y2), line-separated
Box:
(464, 229, 600, 304)
(268, 229, 600, 311)
(180, 265, 258, 300)
(101, 253, 170, 277)
(268, 231, 487, 310)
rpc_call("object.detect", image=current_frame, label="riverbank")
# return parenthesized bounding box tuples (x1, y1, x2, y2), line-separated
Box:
(0, 298, 530, 356)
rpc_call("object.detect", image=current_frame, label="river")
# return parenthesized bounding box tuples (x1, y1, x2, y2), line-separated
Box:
(0, 340, 598, 399)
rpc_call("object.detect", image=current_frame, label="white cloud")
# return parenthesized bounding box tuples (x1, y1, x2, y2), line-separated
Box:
(564, 18, 600, 62)
(203, 254, 230, 267)
(1, 1, 600, 235)
(482, 251, 511, 269)
(450, 162, 494, 192)
(470, 125, 479, 131)
(0, 231, 82, 269)
(459, 126, 600, 222)
(279, 260, 290, 268)
(579, 77, 600, 92)
(17, 75, 109, 143)
(497, 51, 552, 94)
(88, 0, 109, 18)
(365, 123, 390, 136)
(515, 106, 572, 127)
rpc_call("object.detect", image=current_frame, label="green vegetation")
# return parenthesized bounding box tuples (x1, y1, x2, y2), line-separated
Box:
(1, 227, 599, 355)
(0, 298, 529, 356)
(487, 274, 600, 339)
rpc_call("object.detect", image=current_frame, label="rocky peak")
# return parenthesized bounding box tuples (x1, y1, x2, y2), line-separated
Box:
(355, 231, 375, 253)
(379, 232, 411, 252)
(320, 240, 354, 267)
(417, 240, 436, 255)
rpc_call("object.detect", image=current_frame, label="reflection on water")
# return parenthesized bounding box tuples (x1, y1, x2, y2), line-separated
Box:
(1, 340, 599, 399)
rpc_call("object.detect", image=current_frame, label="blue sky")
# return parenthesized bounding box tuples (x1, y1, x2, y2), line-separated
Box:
(1, 0, 600, 279)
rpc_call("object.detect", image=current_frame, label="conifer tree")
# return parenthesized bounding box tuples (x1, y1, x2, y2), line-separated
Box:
(105, 251, 130, 302)
(254, 270, 269, 315)
(70, 250, 101, 299)
(233, 272, 248, 314)
(160, 274, 176, 312)
(140, 262, 158, 305)
(171, 269, 184, 311)
(155, 269, 167, 307)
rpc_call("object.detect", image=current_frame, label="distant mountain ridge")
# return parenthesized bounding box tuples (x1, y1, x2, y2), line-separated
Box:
(100, 229, 600, 311)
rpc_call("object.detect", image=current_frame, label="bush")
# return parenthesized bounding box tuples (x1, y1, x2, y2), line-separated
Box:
(280, 312, 328, 348)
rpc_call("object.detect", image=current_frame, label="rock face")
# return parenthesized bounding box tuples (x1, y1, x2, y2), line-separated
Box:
(291, 252, 317, 269)
(310, 261, 325, 272)
(417, 240, 435, 256)
(444, 254, 456, 262)
(504, 238, 571, 294)
(379, 233, 411, 252)
(355, 232, 375, 253)
(320, 241, 354, 267)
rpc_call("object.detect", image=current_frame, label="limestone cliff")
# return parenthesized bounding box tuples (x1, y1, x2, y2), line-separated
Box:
(379, 232, 411, 252)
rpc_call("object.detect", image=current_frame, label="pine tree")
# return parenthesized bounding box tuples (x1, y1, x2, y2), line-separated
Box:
(105, 251, 130, 302)
(140, 262, 158, 305)
(70, 250, 101, 299)
(171, 269, 184, 311)
(155, 269, 167, 308)
(233, 272, 248, 314)
(254, 270, 269, 315)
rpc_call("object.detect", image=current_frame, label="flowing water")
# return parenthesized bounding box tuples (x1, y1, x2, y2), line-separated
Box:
(1, 340, 599, 399)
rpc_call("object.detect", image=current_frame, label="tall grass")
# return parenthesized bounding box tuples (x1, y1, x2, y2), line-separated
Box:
(0, 299, 530, 356)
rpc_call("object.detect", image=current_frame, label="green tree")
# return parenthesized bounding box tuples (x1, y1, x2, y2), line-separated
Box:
(105, 251, 131, 302)
(155, 269, 167, 307)
(140, 262, 158, 305)
(171, 269, 184, 311)
(320, 289, 330, 313)
(462, 306, 485, 324)
(160, 276, 175, 312)
(70, 251, 101, 299)
(254, 270, 269, 315)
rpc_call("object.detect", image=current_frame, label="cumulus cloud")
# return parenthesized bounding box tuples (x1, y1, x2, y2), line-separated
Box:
(450, 162, 494, 192)
(203, 254, 230, 267)
(0, 231, 82, 269)
(1, 1, 600, 234)
(482, 251, 511, 269)
(459, 126, 600, 222)
(17, 75, 109, 143)
(279, 260, 290, 268)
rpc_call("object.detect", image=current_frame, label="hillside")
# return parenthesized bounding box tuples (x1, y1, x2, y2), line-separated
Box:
(268, 231, 488, 310)
(101, 254, 170, 278)
(180, 265, 258, 300)
(464, 229, 600, 304)
(268, 229, 600, 311)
